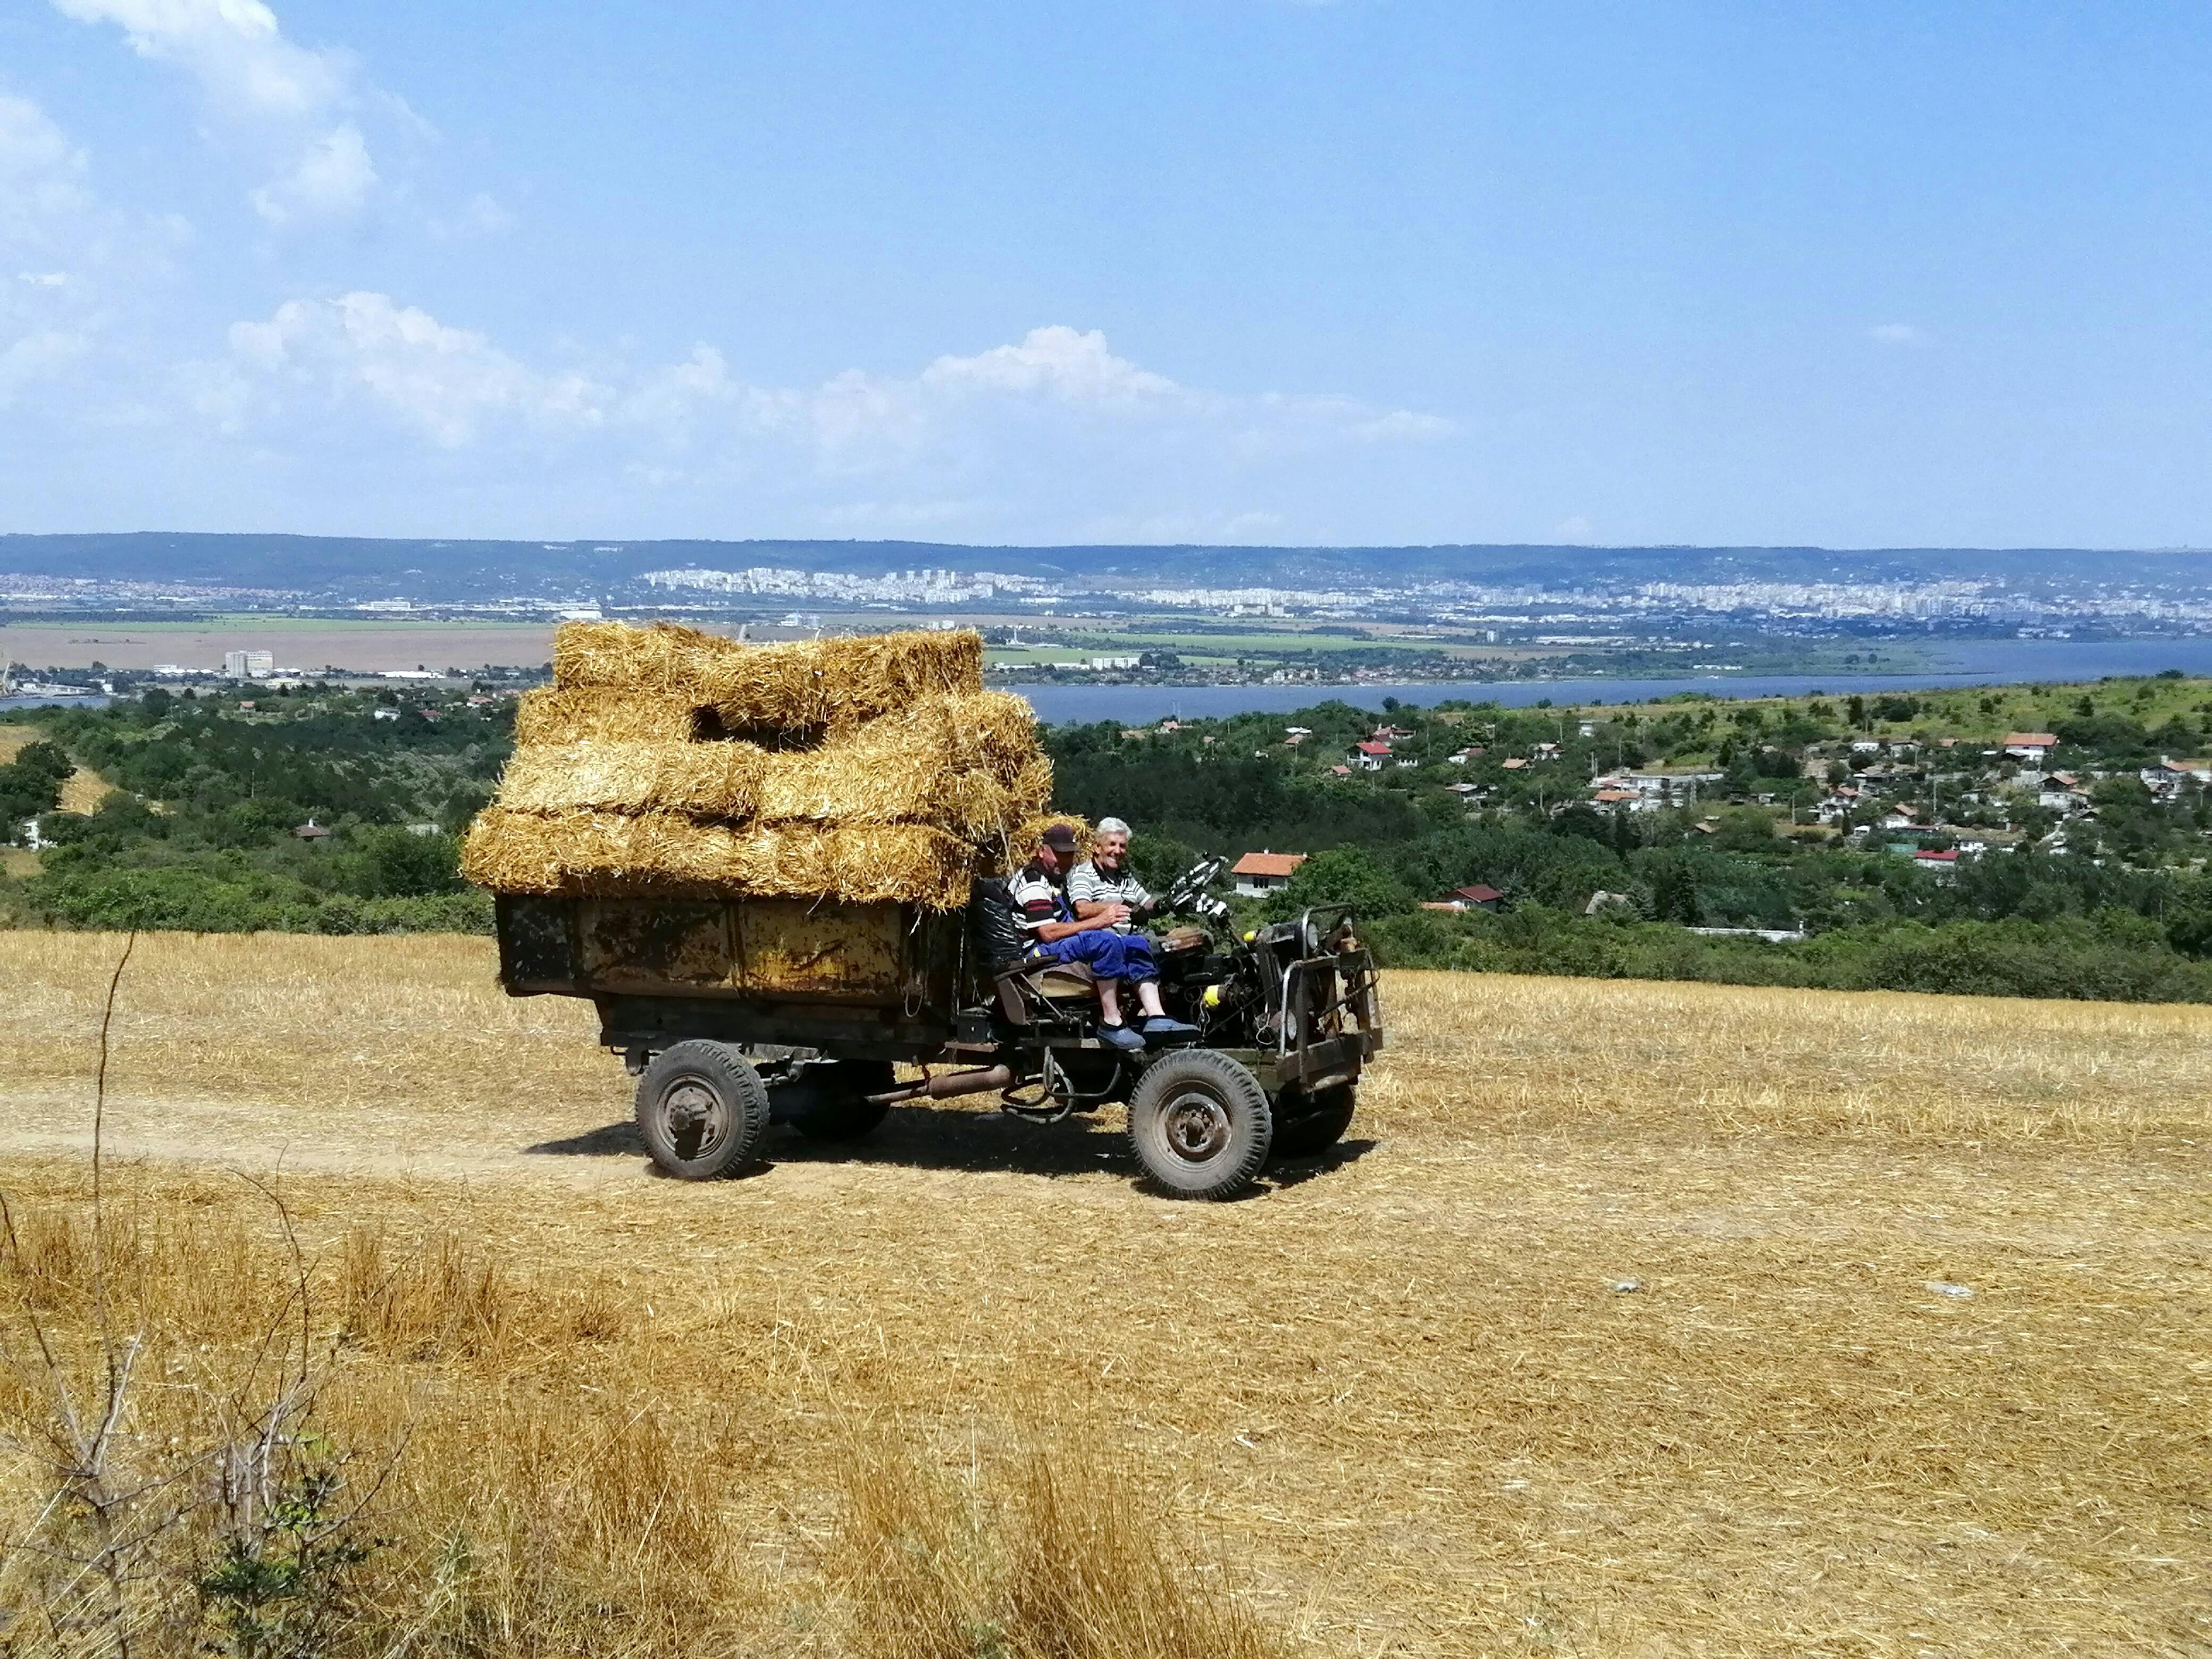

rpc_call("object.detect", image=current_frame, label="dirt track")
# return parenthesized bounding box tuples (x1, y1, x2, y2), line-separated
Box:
(3, 931, 2207, 1655)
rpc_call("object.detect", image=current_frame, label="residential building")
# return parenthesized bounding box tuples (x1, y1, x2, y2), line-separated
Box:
(1349, 741, 1391, 772)
(1231, 851, 1308, 896)
(2004, 732, 2059, 762)
(1451, 884, 1504, 912)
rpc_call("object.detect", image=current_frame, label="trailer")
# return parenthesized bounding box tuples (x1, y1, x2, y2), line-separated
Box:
(492, 864, 1384, 1200)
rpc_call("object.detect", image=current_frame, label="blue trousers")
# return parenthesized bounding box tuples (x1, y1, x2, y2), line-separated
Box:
(1036, 930, 1158, 983)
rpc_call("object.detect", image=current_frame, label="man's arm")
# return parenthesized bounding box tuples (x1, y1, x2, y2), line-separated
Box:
(1066, 861, 1130, 924)
(1013, 870, 1114, 943)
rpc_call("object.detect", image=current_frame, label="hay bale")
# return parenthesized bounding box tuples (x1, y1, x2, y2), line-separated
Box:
(551, 623, 983, 732)
(462, 809, 975, 909)
(473, 627, 1045, 907)
(492, 743, 1044, 839)
(491, 742, 768, 818)
(489, 700, 1050, 838)
(512, 684, 1031, 754)
(513, 688, 699, 747)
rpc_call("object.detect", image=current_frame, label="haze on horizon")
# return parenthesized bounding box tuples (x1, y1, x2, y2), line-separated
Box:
(3, 2, 2208, 552)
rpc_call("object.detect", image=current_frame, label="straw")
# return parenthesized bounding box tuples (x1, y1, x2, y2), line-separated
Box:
(460, 809, 977, 909)
(551, 623, 984, 733)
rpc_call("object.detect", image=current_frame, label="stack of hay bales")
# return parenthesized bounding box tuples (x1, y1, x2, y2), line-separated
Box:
(462, 623, 1055, 909)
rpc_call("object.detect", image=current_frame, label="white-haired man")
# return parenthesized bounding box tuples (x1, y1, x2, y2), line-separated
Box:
(1067, 817, 1158, 934)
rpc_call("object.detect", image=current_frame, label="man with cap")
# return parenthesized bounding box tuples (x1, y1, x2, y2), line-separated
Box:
(1010, 824, 1196, 1051)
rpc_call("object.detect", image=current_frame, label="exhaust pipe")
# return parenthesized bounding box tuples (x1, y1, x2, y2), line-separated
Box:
(866, 1064, 1014, 1105)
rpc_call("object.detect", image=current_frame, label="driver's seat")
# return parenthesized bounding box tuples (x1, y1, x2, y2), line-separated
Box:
(968, 876, 1101, 1026)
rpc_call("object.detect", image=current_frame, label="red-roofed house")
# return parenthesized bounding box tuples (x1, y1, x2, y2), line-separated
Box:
(1350, 741, 1392, 772)
(2004, 732, 2059, 761)
(1452, 884, 1504, 912)
(1913, 848, 1960, 879)
(1231, 851, 1308, 896)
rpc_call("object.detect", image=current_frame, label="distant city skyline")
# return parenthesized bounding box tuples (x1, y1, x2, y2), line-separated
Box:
(4, 4, 2211, 547)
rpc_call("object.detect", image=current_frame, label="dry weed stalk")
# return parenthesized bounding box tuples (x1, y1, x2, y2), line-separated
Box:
(0, 935, 387, 1656)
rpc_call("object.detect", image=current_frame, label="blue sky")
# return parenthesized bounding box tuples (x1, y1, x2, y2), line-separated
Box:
(3, 1, 2209, 548)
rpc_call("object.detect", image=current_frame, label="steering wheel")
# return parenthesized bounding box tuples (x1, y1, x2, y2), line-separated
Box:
(1160, 856, 1225, 912)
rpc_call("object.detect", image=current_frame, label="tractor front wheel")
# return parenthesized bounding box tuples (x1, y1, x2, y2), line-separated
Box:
(1126, 1050, 1272, 1200)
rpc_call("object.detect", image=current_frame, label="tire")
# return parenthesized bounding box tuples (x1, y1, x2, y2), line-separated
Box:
(1270, 1084, 1356, 1161)
(634, 1041, 772, 1180)
(1126, 1050, 1272, 1200)
(783, 1060, 895, 1142)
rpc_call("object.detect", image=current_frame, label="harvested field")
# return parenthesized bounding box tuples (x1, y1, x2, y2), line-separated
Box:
(0, 931, 2205, 1655)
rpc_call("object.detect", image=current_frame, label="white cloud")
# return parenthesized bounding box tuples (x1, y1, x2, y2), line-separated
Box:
(428, 191, 517, 240)
(225, 292, 605, 445)
(249, 120, 375, 222)
(189, 298, 1456, 535)
(52, 0, 344, 117)
(922, 325, 1179, 403)
(1867, 323, 1931, 347)
(0, 328, 89, 405)
(0, 93, 183, 416)
(214, 301, 1453, 474)
(0, 95, 93, 252)
(51, 0, 387, 221)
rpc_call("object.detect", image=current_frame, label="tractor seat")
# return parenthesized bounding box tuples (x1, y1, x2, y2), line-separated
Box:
(1010, 958, 1096, 999)
(993, 956, 1099, 1024)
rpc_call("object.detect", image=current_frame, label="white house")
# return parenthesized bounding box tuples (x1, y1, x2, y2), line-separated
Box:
(1349, 741, 1391, 772)
(2004, 732, 2059, 763)
(1231, 851, 1307, 896)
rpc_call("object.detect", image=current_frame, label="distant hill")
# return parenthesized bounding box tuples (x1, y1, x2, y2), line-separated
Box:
(0, 530, 2180, 605)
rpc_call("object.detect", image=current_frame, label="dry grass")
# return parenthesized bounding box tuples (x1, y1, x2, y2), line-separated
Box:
(0, 932, 2207, 1655)
(0, 726, 112, 815)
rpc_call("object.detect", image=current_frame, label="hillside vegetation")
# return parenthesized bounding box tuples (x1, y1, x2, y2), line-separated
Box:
(12, 671, 2212, 1001)
(0, 932, 2201, 1654)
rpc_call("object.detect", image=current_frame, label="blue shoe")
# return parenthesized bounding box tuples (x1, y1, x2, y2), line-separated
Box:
(1140, 1016, 1199, 1038)
(1097, 1021, 1145, 1052)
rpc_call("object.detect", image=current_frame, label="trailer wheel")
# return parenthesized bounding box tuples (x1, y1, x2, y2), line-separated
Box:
(1127, 1050, 1272, 1200)
(1270, 1083, 1356, 1161)
(635, 1042, 772, 1180)
(785, 1060, 894, 1142)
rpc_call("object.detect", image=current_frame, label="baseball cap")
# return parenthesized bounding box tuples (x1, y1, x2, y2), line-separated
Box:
(1040, 823, 1079, 852)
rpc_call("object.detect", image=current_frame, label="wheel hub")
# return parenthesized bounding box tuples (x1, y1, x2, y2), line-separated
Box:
(1162, 1090, 1230, 1162)
(663, 1079, 727, 1161)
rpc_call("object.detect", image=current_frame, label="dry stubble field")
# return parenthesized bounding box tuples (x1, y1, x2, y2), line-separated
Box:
(0, 931, 2206, 1655)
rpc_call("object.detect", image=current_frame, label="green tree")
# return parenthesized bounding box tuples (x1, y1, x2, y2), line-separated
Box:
(1276, 847, 1413, 917)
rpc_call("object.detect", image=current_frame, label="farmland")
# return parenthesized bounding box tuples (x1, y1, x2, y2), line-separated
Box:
(2, 932, 2204, 1654)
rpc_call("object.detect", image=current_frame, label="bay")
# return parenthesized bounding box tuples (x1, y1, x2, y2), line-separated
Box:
(1011, 636, 2212, 725)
